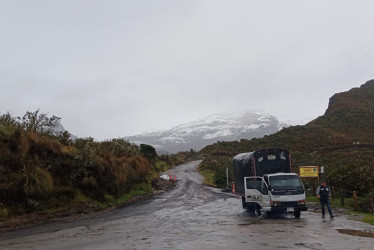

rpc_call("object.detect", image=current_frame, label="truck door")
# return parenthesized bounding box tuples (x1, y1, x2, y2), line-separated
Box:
(244, 177, 270, 209)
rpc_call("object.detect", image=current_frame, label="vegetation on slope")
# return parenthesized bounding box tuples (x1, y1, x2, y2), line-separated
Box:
(199, 80, 374, 211)
(0, 110, 193, 222)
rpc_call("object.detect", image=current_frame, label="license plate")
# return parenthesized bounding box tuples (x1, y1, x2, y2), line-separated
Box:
(287, 207, 294, 212)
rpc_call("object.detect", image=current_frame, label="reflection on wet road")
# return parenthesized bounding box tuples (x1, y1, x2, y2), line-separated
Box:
(1, 161, 373, 249)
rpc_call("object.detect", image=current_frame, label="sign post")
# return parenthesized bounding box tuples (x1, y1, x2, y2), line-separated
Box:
(226, 168, 229, 188)
(318, 166, 326, 184)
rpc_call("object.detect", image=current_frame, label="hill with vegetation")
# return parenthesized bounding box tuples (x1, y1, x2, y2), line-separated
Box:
(199, 80, 374, 200)
(0, 110, 194, 228)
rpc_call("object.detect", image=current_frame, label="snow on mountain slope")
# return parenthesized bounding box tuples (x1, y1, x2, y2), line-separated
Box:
(47, 122, 78, 141)
(125, 110, 287, 154)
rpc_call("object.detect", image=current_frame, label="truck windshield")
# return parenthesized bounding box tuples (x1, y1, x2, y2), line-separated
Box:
(269, 175, 303, 191)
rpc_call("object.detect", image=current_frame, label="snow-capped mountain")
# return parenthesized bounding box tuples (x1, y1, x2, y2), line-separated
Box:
(125, 110, 288, 154)
(47, 122, 78, 141)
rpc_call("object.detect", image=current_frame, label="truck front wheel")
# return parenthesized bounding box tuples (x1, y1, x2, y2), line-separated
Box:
(246, 203, 256, 215)
(294, 211, 301, 218)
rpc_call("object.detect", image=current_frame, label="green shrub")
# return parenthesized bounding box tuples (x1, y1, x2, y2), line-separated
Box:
(81, 176, 97, 190)
(27, 198, 40, 210)
(140, 144, 157, 166)
(53, 186, 77, 200)
(199, 156, 233, 188)
(104, 194, 115, 203)
(328, 165, 374, 195)
(213, 168, 229, 188)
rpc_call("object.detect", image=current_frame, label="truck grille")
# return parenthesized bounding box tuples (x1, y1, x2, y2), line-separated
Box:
(281, 201, 298, 207)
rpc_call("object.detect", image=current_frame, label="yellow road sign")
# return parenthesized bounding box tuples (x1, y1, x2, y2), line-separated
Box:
(299, 166, 319, 177)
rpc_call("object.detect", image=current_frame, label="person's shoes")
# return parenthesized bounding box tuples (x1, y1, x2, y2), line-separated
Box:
(322, 215, 325, 218)
(257, 214, 264, 219)
(330, 215, 334, 220)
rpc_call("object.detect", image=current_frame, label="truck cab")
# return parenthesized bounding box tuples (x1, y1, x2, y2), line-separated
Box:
(244, 173, 307, 218)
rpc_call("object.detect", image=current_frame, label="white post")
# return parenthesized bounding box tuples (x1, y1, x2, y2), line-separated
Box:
(226, 168, 229, 187)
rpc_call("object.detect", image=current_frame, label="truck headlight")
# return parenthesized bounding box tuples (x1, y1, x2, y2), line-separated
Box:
(253, 195, 262, 201)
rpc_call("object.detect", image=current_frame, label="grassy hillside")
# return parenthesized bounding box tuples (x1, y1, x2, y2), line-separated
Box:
(199, 80, 374, 198)
(0, 111, 191, 222)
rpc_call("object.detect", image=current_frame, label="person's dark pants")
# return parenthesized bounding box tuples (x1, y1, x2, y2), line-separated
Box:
(255, 203, 262, 216)
(320, 197, 333, 216)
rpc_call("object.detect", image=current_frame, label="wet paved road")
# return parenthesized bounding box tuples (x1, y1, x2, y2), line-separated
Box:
(1, 160, 373, 249)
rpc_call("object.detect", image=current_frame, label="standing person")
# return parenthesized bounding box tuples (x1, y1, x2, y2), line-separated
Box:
(246, 203, 263, 218)
(316, 181, 334, 219)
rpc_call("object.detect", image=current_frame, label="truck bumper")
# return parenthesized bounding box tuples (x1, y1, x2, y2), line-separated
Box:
(270, 206, 308, 213)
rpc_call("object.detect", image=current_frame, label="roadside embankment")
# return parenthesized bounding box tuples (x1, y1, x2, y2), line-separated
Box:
(0, 177, 177, 232)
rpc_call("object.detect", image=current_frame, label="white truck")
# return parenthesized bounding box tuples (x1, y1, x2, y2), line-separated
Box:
(233, 148, 308, 218)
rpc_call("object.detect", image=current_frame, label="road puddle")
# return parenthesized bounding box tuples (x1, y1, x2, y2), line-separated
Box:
(337, 229, 374, 238)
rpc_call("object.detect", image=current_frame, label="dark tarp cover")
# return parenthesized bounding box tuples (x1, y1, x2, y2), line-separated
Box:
(233, 148, 291, 195)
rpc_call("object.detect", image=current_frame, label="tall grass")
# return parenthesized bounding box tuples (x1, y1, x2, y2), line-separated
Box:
(23, 166, 54, 198)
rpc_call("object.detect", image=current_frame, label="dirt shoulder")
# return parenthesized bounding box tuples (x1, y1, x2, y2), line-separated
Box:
(0, 178, 177, 232)
(308, 201, 353, 216)
(308, 201, 373, 226)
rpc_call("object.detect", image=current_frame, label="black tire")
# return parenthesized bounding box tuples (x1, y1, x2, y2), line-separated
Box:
(294, 211, 301, 218)
(246, 203, 256, 215)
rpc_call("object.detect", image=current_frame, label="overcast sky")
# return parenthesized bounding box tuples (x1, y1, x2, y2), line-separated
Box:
(1, 0, 373, 140)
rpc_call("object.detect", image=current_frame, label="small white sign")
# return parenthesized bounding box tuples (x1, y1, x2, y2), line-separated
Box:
(267, 155, 276, 160)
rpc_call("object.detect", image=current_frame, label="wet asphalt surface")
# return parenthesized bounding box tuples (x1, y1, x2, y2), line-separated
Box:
(1, 160, 373, 250)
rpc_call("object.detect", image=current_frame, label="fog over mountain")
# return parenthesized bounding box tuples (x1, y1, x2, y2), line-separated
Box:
(125, 110, 289, 154)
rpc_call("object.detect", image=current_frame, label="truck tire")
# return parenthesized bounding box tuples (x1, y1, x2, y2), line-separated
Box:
(246, 203, 256, 215)
(294, 211, 301, 218)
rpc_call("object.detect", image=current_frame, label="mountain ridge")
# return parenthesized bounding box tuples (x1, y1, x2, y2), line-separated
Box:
(125, 110, 289, 154)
